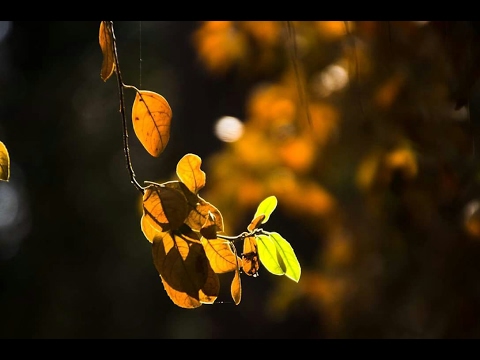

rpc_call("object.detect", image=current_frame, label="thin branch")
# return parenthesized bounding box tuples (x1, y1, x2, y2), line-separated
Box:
(217, 228, 268, 243)
(109, 21, 144, 194)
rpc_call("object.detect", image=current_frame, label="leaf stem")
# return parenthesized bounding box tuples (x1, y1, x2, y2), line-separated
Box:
(217, 228, 268, 243)
(109, 21, 144, 194)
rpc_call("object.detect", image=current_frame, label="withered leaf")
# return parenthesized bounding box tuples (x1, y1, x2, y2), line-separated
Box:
(201, 238, 238, 273)
(152, 232, 219, 309)
(242, 236, 260, 277)
(142, 183, 189, 232)
(0, 141, 10, 182)
(132, 90, 172, 157)
(99, 21, 115, 81)
(231, 268, 242, 305)
(176, 153, 206, 194)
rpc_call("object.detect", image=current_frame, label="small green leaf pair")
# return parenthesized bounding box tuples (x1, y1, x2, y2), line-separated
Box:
(250, 196, 301, 283)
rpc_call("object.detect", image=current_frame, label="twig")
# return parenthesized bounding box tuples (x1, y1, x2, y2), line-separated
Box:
(109, 21, 144, 194)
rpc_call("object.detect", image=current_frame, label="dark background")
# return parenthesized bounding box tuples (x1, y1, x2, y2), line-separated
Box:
(2, 21, 480, 339)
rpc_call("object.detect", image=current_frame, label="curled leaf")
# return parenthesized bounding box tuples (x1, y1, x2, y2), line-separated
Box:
(0, 141, 10, 182)
(99, 21, 115, 81)
(176, 153, 206, 194)
(242, 236, 260, 277)
(132, 90, 172, 157)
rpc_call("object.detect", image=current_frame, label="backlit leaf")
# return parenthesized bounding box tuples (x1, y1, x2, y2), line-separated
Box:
(152, 232, 219, 309)
(132, 90, 172, 157)
(201, 238, 238, 273)
(176, 153, 206, 194)
(141, 214, 164, 243)
(99, 21, 115, 81)
(253, 196, 278, 226)
(269, 232, 301, 282)
(0, 141, 10, 182)
(231, 268, 242, 305)
(142, 183, 189, 232)
(256, 234, 284, 276)
(242, 236, 260, 277)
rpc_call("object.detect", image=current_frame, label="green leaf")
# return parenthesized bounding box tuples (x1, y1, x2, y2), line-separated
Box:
(269, 232, 301, 282)
(256, 234, 284, 276)
(253, 196, 278, 225)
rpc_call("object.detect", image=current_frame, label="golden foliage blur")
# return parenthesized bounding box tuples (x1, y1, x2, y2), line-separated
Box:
(192, 21, 478, 336)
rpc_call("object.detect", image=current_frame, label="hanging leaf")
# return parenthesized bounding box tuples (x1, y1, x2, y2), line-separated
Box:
(256, 234, 284, 276)
(142, 183, 189, 232)
(0, 141, 10, 182)
(132, 90, 172, 157)
(99, 21, 115, 82)
(176, 153, 206, 194)
(152, 231, 219, 309)
(252, 196, 278, 226)
(242, 236, 260, 277)
(231, 268, 242, 305)
(269, 232, 301, 282)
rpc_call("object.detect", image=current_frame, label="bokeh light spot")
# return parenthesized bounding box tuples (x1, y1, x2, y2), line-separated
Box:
(214, 116, 244, 142)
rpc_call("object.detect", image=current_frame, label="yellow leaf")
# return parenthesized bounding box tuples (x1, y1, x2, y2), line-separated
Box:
(231, 268, 242, 305)
(152, 232, 219, 309)
(0, 141, 10, 182)
(242, 236, 260, 277)
(98, 21, 115, 81)
(201, 238, 238, 273)
(132, 90, 172, 157)
(142, 183, 189, 232)
(176, 153, 206, 194)
(141, 214, 167, 243)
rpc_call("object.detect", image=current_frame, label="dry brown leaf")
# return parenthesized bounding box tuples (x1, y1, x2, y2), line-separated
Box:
(0, 141, 10, 182)
(242, 236, 260, 277)
(99, 21, 115, 81)
(176, 153, 206, 194)
(142, 183, 189, 232)
(152, 232, 219, 309)
(132, 90, 172, 157)
(231, 268, 242, 305)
